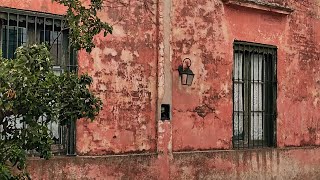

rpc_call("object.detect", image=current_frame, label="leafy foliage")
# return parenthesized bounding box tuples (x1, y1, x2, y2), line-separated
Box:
(54, 0, 113, 52)
(0, 44, 102, 179)
(0, 0, 112, 179)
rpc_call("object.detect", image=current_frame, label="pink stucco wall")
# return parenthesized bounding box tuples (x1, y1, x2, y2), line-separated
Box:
(172, 0, 320, 150)
(2, 0, 320, 179)
(0, 0, 66, 14)
(27, 147, 320, 179)
(75, 0, 158, 155)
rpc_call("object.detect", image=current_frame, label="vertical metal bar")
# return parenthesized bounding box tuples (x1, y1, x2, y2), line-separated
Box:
(258, 47, 261, 147)
(52, 19, 55, 46)
(274, 48, 277, 147)
(11, 14, 16, 59)
(34, 16, 37, 43)
(232, 43, 235, 149)
(275, 49, 278, 146)
(261, 48, 264, 147)
(3, 23, 6, 58)
(63, 126, 66, 149)
(16, 14, 19, 50)
(258, 47, 263, 147)
(233, 44, 236, 148)
(44, 18, 46, 43)
(67, 120, 76, 155)
(26, 15, 28, 44)
(0, 19, 2, 54)
(68, 21, 73, 72)
(60, 20, 63, 69)
(266, 48, 270, 146)
(51, 19, 54, 64)
(6, 13, 9, 59)
(59, 123, 62, 145)
(233, 43, 239, 148)
(237, 44, 240, 149)
(269, 48, 273, 146)
(67, 122, 71, 155)
(269, 48, 273, 147)
(56, 21, 59, 66)
(239, 45, 248, 148)
(0, 18, 2, 55)
(72, 119, 76, 155)
(244, 45, 247, 148)
(269, 49, 274, 146)
(248, 45, 252, 148)
(252, 45, 255, 148)
(236, 44, 239, 149)
(265, 48, 268, 147)
(255, 48, 258, 147)
(261, 48, 267, 148)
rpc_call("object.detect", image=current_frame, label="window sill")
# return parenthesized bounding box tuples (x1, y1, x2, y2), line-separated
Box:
(223, 0, 294, 15)
(172, 146, 320, 155)
(27, 144, 66, 157)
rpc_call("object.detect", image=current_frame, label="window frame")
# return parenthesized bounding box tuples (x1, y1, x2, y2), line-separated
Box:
(232, 40, 277, 149)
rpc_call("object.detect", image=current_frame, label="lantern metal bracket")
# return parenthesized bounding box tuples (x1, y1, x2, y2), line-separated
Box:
(178, 58, 192, 75)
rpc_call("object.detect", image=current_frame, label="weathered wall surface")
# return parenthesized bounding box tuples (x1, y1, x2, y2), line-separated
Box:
(76, 1, 158, 155)
(0, 0, 66, 14)
(3, 0, 320, 179)
(6, 0, 320, 155)
(275, 0, 320, 147)
(28, 154, 161, 180)
(28, 147, 320, 179)
(0, 0, 159, 155)
(170, 147, 320, 180)
(171, 0, 233, 151)
(172, 0, 320, 151)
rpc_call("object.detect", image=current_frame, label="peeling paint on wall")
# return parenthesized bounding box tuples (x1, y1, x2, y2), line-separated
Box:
(4, 0, 320, 178)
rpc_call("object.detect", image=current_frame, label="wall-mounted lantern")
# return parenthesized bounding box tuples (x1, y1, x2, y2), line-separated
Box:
(178, 58, 195, 86)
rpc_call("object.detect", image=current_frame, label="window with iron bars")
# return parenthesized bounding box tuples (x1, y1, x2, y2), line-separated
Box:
(233, 41, 277, 149)
(0, 7, 77, 155)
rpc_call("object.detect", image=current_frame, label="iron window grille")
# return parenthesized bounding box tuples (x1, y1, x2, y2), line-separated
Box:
(0, 7, 77, 155)
(232, 41, 277, 149)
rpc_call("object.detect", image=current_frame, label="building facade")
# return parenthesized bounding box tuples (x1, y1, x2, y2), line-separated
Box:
(1, 0, 320, 179)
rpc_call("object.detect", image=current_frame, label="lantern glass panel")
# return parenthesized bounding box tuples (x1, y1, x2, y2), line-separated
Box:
(186, 74, 194, 86)
(181, 74, 188, 85)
